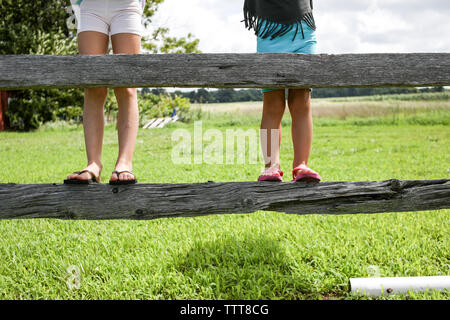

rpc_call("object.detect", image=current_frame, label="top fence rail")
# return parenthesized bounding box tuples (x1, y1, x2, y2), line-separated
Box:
(0, 53, 449, 90)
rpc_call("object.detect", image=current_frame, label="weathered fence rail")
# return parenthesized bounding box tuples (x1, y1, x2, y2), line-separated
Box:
(0, 179, 448, 220)
(1, 53, 449, 90)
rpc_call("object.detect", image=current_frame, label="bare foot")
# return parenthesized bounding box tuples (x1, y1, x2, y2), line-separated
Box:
(109, 163, 136, 182)
(264, 163, 281, 171)
(292, 164, 321, 182)
(67, 162, 102, 183)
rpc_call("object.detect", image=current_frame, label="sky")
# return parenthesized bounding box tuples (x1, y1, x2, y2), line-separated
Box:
(148, 0, 450, 54)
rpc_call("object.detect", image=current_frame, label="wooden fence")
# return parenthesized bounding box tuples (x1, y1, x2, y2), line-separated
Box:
(0, 179, 448, 220)
(1, 53, 449, 90)
(0, 53, 449, 220)
(0, 90, 9, 131)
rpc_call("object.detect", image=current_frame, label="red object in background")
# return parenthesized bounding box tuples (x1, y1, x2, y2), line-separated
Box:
(0, 90, 9, 131)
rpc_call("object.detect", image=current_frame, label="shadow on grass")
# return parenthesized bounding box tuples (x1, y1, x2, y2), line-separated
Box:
(172, 234, 319, 299)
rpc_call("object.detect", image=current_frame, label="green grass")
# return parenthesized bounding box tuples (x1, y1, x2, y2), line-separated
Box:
(194, 92, 450, 122)
(328, 91, 450, 102)
(0, 106, 449, 300)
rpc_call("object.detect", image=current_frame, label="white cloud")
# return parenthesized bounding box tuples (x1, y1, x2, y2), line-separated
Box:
(149, 0, 450, 53)
(148, 0, 255, 53)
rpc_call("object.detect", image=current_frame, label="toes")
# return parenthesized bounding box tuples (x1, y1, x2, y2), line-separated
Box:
(110, 172, 135, 181)
(68, 173, 85, 180)
(119, 173, 134, 181)
(78, 172, 91, 180)
(111, 171, 135, 181)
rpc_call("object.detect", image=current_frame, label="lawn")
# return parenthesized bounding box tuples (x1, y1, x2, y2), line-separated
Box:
(0, 95, 449, 300)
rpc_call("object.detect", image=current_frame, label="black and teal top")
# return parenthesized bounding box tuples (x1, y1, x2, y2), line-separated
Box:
(244, 0, 316, 40)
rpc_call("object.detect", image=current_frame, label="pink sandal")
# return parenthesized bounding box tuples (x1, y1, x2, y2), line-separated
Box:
(292, 165, 321, 182)
(258, 168, 284, 182)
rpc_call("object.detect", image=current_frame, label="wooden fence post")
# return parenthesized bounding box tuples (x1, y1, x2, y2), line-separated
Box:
(0, 90, 9, 131)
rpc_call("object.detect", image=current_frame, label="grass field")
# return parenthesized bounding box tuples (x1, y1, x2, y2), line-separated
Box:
(193, 91, 450, 120)
(0, 93, 449, 300)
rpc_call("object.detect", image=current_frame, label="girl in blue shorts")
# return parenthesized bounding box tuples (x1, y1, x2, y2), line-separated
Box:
(244, 0, 322, 183)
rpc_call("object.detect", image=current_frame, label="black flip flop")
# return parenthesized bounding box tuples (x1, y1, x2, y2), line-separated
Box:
(109, 170, 138, 185)
(64, 170, 100, 185)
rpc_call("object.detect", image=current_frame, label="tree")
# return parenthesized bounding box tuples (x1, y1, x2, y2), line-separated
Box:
(141, 1, 200, 54)
(195, 89, 215, 103)
(0, 0, 77, 55)
(215, 89, 236, 103)
(0, 0, 200, 130)
(0, 0, 81, 130)
(144, 27, 201, 54)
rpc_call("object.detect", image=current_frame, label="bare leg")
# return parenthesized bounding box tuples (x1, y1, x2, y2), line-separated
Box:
(67, 31, 109, 182)
(260, 90, 286, 170)
(288, 89, 313, 170)
(109, 33, 141, 182)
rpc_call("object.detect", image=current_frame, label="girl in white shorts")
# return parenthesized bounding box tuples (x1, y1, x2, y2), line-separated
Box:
(65, 0, 145, 185)
(77, 0, 145, 37)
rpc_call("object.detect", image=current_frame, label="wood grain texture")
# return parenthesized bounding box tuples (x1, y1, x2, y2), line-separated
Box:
(1, 53, 449, 90)
(0, 179, 448, 220)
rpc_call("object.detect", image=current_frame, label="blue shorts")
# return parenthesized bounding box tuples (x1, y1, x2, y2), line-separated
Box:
(257, 20, 317, 93)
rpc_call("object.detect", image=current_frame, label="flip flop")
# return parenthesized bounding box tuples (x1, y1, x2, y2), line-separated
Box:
(64, 170, 100, 185)
(292, 165, 321, 183)
(109, 170, 138, 185)
(258, 168, 284, 182)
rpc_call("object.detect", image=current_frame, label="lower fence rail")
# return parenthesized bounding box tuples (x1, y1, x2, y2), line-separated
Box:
(0, 179, 448, 220)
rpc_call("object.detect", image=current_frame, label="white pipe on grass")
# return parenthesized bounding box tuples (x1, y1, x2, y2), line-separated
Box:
(350, 276, 450, 297)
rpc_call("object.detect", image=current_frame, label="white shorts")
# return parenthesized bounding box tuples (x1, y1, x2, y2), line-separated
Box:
(77, 0, 144, 37)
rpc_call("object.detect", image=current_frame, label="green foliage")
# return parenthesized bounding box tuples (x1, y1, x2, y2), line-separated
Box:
(142, 0, 165, 25)
(160, 88, 264, 103)
(140, 1, 201, 54)
(103, 89, 119, 122)
(328, 91, 450, 102)
(6, 89, 83, 131)
(143, 28, 201, 54)
(1, 0, 201, 131)
(168, 87, 448, 104)
(139, 92, 198, 126)
(311, 86, 446, 99)
(0, 0, 83, 131)
(0, 0, 76, 54)
(141, 0, 201, 53)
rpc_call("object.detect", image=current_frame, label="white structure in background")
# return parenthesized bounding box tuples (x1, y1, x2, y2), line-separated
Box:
(143, 115, 179, 129)
(143, 108, 179, 129)
(350, 276, 450, 297)
(67, 1, 81, 30)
